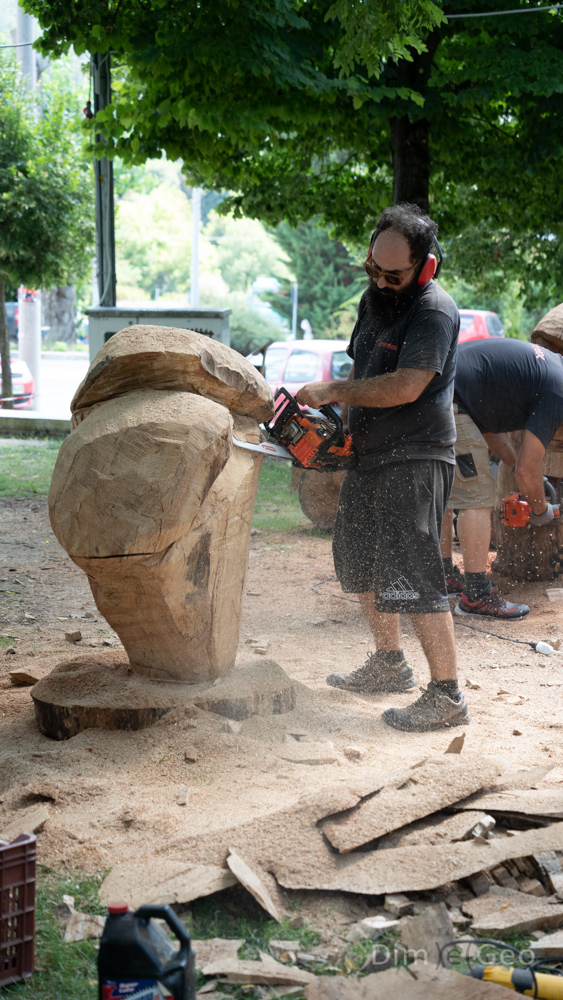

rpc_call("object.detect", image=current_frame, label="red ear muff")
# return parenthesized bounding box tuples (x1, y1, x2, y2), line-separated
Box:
(417, 253, 437, 286)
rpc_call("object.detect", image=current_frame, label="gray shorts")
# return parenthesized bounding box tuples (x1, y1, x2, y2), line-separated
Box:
(333, 459, 454, 614)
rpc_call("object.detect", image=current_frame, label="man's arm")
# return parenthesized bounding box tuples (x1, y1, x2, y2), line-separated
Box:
(515, 430, 548, 515)
(482, 432, 517, 469)
(295, 368, 435, 410)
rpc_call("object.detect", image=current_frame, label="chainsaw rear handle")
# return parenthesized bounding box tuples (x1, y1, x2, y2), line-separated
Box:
(544, 477, 557, 505)
(318, 403, 343, 438)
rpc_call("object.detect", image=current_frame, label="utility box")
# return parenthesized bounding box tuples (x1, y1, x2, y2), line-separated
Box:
(86, 306, 231, 363)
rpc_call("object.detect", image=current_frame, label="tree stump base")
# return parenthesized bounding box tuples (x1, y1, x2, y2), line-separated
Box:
(31, 652, 297, 740)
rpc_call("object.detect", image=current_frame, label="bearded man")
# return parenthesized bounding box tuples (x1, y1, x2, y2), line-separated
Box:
(296, 203, 466, 732)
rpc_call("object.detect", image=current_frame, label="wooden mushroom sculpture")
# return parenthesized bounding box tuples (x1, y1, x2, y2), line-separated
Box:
(48, 326, 273, 682)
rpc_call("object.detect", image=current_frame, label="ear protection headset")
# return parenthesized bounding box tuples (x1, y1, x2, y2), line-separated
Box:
(367, 219, 443, 286)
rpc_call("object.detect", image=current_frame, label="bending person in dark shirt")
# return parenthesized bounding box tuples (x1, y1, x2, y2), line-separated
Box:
(296, 203, 469, 733)
(440, 338, 563, 618)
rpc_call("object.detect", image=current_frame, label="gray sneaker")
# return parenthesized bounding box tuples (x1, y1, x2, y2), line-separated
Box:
(382, 683, 471, 732)
(326, 651, 417, 694)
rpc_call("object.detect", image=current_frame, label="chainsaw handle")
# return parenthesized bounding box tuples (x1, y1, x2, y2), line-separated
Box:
(319, 404, 343, 436)
(543, 477, 557, 505)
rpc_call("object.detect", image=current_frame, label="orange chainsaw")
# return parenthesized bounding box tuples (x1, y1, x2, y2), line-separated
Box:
(233, 387, 357, 471)
(502, 478, 560, 527)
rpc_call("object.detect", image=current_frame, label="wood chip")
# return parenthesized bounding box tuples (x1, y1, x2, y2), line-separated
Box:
(377, 810, 493, 849)
(192, 939, 243, 969)
(99, 862, 237, 909)
(277, 743, 338, 766)
(272, 822, 563, 896)
(202, 951, 314, 987)
(65, 631, 83, 643)
(9, 664, 46, 686)
(456, 787, 563, 819)
(0, 804, 49, 841)
(321, 756, 501, 853)
(227, 849, 283, 922)
(530, 929, 563, 957)
(462, 885, 563, 935)
(444, 733, 465, 754)
(63, 911, 105, 942)
(305, 963, 510, 998)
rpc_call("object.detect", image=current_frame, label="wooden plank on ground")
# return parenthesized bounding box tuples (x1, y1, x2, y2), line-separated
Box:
(99, 861, 236, 909)
(272, 823, 563, 896)
(305, 964, 510, 998)
(321, 756, 502, 853)
(462, 885, 563, 935)
(202, 951, 314, 986)
(455, 787, 563, 818)
(227, 849, 283, 921)
(378, 810, 491, 849)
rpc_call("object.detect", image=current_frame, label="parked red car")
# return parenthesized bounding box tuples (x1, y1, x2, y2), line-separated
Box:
(458, 309, 504, 344)
(248, 339, 352, 406)
(0, 359, 34, 408)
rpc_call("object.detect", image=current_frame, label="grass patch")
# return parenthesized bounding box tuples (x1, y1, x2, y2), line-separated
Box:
(2, 866, 540, 999)
(4, 866, 105, 999)
(0, 441, 62, 498)
(252, 460, 306, 532)
(0, 442, 315, 534)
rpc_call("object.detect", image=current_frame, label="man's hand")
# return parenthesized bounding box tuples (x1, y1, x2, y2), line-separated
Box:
(295, 382, 338, 408)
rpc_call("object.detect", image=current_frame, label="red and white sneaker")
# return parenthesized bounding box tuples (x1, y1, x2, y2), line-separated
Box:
(455, 587, 529, 620)
(446, 567, 465, 596)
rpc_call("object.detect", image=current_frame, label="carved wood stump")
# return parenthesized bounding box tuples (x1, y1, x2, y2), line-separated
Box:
(494, 431, 563, 582)
(31, 654, 296, 740)
(40, 326, 280, 736)
(493, 306, 563, 582)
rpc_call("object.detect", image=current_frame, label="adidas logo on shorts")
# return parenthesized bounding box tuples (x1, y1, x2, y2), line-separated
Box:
(382, 576, 420, 601)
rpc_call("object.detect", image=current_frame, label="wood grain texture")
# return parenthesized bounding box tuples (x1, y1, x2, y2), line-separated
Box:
(531, 303, 563, 355)
(462, 885, 563, 936)
(305, 965, 512, 999)
(321, 756, 501, 853)
(71, 325, 274, 423)
(71, 423, 261, 680)
(272, 823, 563, 896)
(31, 656, 296, 738)
(50, 390, 232, 558)
(494, 430, 563, 580)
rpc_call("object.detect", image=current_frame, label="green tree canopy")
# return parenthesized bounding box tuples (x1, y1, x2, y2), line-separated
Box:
(267, 219, 363, 338)
(24, 0, 563, 309)
(0, 53, 94, 403)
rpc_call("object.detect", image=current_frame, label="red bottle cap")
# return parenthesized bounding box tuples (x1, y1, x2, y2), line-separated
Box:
(108, 902, 129, 914)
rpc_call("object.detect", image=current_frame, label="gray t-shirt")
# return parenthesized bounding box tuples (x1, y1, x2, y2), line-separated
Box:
(347, 281, 460, 468)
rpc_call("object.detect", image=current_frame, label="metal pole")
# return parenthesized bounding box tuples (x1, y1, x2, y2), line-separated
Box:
(190, 188, 201, 308)
(16, 4, 41, 409)
(16, 5, 36, 93)
(291, 282, 298, 339)
(92, 54, 116, 307)
(18, 287, 41, 410)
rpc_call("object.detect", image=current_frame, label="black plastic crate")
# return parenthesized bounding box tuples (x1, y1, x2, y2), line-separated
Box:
(0, 833, 36, 985)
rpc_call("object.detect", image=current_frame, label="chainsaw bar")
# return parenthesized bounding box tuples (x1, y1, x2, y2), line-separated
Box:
(232, 436, 293, 461)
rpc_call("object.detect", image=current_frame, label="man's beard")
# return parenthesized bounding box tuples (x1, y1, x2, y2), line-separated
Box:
(366, 278, 419, 325)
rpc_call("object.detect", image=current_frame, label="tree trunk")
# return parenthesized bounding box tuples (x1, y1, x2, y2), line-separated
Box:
(42, 285, 76, 345)
(389, 29, 441, 211)
(391, 116, 430, 211)
(494, 431, 563, 582)
(0, 279, 14, 409)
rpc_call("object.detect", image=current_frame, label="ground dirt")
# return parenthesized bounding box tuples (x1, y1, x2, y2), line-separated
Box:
(2, 496, 563, 936)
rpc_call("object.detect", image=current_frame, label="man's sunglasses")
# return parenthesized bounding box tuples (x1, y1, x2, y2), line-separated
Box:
(363, 258, 419, 286)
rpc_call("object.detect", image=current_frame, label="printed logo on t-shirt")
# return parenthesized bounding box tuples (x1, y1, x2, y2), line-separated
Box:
(382, 576, 420, 601)
(532, 343, 546, 361)
(378, 342, 398, 351)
